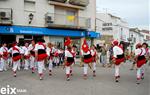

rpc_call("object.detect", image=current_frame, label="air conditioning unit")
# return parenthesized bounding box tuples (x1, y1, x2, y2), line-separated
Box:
(0, 11, 10, 20)
(45, 14, 54, 24)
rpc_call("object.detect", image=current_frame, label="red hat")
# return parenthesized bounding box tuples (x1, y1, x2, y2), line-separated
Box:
(64, 37, 71, 46)
(112, 40, 119, 46)
(136, 43, 142, 48)
(82, 39, 89, 52)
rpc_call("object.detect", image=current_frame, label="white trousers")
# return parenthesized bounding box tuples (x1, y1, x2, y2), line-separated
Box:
(137, 64, 145, 79)
(48, 59, 53, 71)
(24, 59, 29, 70)
(83, 64, 88, 75)
(53, 57, 59, 64)
(37, 60, 45, 74)
(30, 56, 35, 69)
(8, 57, 12, 67)
(115, 65, 120, 77)
(92, 62, 96, 71)
(0, 58, 7, 71)
(12, 60, 20, 72)
(66, 66, 71, 75)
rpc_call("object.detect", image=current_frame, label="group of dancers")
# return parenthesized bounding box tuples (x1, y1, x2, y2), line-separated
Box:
(0, 37, 149, 84)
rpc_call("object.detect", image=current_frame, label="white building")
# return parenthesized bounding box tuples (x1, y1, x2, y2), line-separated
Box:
(140, 30, 150, 45)
(0, 0, 99, 51)
(96, 13, 129, 45)
(129, 28, 144, 50)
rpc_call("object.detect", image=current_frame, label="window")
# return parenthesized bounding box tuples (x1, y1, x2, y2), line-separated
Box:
(102, 27, 113, 31)
(24, 1, 36, 11)
(54, 6, 78, 26)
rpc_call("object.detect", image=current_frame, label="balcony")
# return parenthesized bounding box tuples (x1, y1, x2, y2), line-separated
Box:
(69, 0, 89, 7)
(48, 0, 89, 9)
(0, 8, 13, 25)
(49, 0, 67, 3)
(45, 13, 90, 30)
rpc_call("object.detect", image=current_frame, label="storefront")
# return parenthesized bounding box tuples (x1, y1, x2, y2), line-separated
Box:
(0, 25, 86, 43)
(0, 26, 100, 51)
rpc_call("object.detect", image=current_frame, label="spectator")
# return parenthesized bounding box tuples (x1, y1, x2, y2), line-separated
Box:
(100, 44, 107, 67)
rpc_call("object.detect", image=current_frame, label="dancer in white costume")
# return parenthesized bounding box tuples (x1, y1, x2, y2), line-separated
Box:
(9, 42, 22, 77)
(22, 42, 30, 70)
(28, 40, 36, 73)
(0, 43, 9, 71)
(34, 39, 47, 80)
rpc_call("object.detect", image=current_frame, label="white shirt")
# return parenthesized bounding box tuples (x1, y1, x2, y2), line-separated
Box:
(0, 46, 8, 55)
(34, 43, 46, 51)
(65, 50, 73, 57)
(90, 49, 96, 56)
(113, 46, 123, 58)
(135, 48, 146, 56)
(47, 47, 56, 56)
(8, 46, 22, 55)
(22, 46, 29, 56)
(28, 44, 34, 51)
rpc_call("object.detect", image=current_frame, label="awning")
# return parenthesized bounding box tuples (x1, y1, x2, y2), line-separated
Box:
(0, 25, 86, 37)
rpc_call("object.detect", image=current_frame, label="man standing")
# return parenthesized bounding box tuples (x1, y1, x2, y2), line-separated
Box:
(100, 44, 107, 67)
(112, 40, 125, 82)
(34, 38, 47, 80)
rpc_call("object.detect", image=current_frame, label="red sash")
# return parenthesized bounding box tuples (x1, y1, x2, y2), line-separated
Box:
(54, 51, 59, 57)
(12, 46, 21, 61)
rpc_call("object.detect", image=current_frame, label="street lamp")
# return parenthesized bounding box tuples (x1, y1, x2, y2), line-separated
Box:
(28, 13, 34, 24)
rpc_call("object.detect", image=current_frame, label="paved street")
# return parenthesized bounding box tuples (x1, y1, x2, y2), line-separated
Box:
(0, 62, 149, 95)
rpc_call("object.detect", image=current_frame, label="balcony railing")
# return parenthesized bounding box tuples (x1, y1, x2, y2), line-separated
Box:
(45, 13, 91, 29)
(0, 8, 13, 25)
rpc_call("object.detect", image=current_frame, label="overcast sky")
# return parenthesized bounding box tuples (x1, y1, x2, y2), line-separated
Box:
(96, 0, 150, 30)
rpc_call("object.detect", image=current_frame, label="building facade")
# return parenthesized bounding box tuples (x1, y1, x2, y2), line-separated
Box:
(95, 13, 129, 46)
(140, 30, 150, 45)
(129, 28, 144, 50)
(0, 0, 99, 51)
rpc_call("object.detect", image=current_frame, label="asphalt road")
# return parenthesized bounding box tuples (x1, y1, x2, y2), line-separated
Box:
(0, 62, 149, 95)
